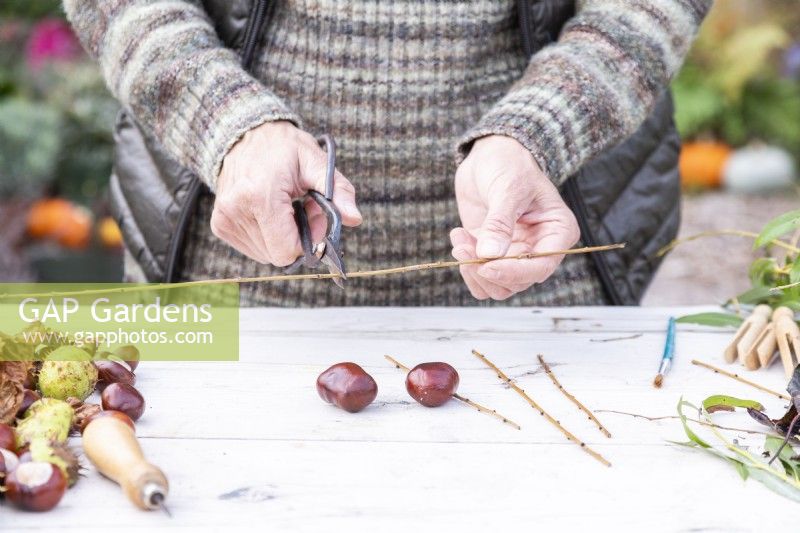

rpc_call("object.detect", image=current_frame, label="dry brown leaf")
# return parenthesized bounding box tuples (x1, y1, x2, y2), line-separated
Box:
(67, 397, 101, 434)
(0, 373, 24, 424)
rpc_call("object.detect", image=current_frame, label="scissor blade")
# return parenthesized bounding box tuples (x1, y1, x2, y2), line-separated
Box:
(320, 242, 347, 289)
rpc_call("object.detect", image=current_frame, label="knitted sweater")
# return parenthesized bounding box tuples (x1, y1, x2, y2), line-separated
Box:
(65, 0, 710, 306)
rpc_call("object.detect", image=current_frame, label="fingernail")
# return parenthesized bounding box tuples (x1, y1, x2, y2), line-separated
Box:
(477, 240, 503, 258)
(341, 202, 361, 220)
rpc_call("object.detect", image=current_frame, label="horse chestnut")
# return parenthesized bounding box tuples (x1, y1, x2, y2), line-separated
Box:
(94, 359, 136, 391)
(101, 383, 145, 421)
(0, 423, 16, 453)
(80, 410, 136, 434)
(113, 345, 140, 371)
(405, 362, 459, 407)
(5, 461, 67, 512)
(17, 389, 41, 418)
(317, 363, 378, 413)
(1, 448, 20, 484)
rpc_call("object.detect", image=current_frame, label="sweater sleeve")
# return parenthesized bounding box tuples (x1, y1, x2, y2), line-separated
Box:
(456, 0, 713, 185)
(63, 0, 301, 189)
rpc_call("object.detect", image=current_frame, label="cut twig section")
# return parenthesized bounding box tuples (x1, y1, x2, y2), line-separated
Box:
(472, 349, 611, 467)
(383, 355, 521, 431)
(596, 409, 783, 437)
(0, 243, 625, 300)
(691, 359, 790, 401)
(537, 354, 612, 438)
(656, 229, 800, 258)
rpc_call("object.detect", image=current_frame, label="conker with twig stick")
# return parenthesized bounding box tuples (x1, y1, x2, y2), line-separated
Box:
(405, 362, 459, 407)
(317, 363, 378, 413)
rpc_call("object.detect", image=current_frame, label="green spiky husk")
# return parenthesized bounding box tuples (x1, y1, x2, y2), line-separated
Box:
(15, 398, 74, 448)
(28, 438, 82, 486)
(38, 346, 98, 401)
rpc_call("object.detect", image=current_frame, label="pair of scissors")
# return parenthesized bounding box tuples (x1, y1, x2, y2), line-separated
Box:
(284, 134, 347, 288)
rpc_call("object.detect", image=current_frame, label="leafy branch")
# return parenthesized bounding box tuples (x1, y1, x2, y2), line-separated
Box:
(676, 398, 800, 502)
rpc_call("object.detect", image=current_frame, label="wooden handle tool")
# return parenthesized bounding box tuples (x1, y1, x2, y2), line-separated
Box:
(82, 416, 170, 513)
(724, 304, 771, 366)
(773, 306, 800, 378)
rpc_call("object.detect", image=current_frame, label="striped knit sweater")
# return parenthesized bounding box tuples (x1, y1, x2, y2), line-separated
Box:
(65, 0, 710, 306)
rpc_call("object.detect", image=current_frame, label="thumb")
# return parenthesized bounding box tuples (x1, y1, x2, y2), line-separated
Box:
(476, 188, 520, 259)
(300, 152, 362, 227)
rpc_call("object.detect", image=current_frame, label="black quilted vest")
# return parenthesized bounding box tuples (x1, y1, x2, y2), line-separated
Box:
(110, 0, 680, 304)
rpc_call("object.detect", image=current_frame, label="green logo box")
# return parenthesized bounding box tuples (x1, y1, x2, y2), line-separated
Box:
(0, 283, 239, 362)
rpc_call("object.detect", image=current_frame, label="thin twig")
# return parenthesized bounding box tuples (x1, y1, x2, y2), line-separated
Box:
(772, 280, 800, 291)
(656, 229, 800, 258)
(472, 349, 611, 467)
(383, 355, 521, 431)
(596, 409, 783, 437)
(0, 243, 625, 300)
(691, 359, 791, 401)
(588, 334, 643, 343)
(537, 354, 612, 438)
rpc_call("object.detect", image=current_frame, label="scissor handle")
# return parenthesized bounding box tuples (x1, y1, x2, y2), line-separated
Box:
(308, 190, 342, 248)
(317, 134, 336, 200)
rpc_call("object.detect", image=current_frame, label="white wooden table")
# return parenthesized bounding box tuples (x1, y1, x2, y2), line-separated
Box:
(4, 306, 796, 531)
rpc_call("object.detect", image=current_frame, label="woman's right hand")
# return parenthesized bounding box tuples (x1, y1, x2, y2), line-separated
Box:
(212, 121, 362, 266)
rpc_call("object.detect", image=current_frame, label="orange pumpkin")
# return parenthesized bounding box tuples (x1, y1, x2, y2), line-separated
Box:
(54, 205, 93, 250)
(27, 198, 73, 239)
(97, 216, 123, 248)
(679, 141, 732, 189)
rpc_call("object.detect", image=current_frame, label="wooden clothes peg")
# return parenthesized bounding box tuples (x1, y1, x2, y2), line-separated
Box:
(724, 304, 772, 368)
(773, 306, 800, 378)
(746, 322, 777, 369)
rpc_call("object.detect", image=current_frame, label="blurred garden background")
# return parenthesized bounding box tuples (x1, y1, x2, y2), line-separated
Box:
(0, 1, 798, 303)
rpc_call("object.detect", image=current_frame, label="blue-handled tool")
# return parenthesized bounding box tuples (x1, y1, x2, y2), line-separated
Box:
(653, 316, 676, 388)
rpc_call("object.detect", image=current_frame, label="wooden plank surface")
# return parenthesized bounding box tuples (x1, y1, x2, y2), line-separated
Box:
(3, 306, 796, 531)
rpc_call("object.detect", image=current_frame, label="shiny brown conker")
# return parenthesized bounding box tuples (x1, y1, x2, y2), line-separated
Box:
(16, 389, 41, 418)
(101, 383, 145, 421)
(405, 362, 459, 407)
(94, 359, 136, 391)
(316, 362, 378, 413)
(5, 462, 66, 512)
(80, 410, 136, 434)
(0, 424, 16, 454)
(112, 345, 140, 371)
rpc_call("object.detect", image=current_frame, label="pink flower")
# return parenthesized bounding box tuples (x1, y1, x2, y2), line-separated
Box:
(26, 19, 82, 70)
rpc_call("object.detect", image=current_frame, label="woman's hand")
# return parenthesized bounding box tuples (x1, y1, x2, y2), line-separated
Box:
(451, 135, 580, 300)
(212, 121, 362, 266)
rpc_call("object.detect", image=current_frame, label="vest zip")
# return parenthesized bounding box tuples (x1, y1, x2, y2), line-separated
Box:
(163, 0, 269, 282)
(561, 179, 624, 305)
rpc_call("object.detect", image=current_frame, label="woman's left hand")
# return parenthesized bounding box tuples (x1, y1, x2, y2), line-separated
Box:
(451, 135, 580, 301)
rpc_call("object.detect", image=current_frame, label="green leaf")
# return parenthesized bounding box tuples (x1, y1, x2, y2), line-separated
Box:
(790, 261, 800, 287)
(749, 258, 778, 288)
(702, 395, 764, 413)
(755, 210, 800, 249)
(677, 399, 712, 448)
(747, 467, 800, 503)
(732, 460, 750, 481)
(765, 435, 800, 481)
(676, 312, 743, 328)
(733, 286, 774, 305)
